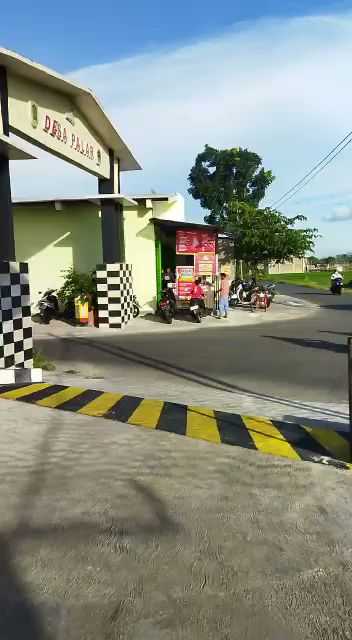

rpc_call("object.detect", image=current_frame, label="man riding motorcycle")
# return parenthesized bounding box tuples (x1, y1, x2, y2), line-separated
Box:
(331, 269, 343, 282)
(330, 270, 343, 295)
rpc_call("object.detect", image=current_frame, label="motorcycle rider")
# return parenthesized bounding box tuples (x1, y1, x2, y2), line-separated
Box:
(331, 269, 343, 283)
(330, 268, 343, 295)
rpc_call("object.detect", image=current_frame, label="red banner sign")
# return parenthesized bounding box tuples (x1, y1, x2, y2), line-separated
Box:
(176, 229, 216, 254)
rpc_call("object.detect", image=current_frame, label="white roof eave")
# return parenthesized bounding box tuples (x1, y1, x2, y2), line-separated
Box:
(0, 133, 37, 160)
(13, 194, 138, 207)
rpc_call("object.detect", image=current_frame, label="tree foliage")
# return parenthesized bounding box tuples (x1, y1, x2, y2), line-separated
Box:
(188, 145, 274, 224)
(189, 144, 319, 266)
(226, 202, 319, 269)
(58, 268, 97, 305)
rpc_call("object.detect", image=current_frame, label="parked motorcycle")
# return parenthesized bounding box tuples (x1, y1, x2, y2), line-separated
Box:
(132, 294, 140, 318)
(229, 278, 256, 307)
(189, 298, 202, 323)
(158, 288, 176, 324)
(258, 281, 276, 306)
(330, 278, 343, 295)
(229, 279, 242, 307)
(38, 289, 59, 324)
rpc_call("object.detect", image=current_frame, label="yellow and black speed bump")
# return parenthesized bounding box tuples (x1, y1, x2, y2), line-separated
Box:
(0, 383, 350, 471)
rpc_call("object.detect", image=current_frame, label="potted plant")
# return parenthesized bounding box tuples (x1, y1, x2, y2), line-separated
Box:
(58, 268, 97, 325)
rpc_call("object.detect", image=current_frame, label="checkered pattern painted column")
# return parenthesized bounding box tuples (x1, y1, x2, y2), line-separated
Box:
(0, 261, 33, 368)
(96, 263, 134, 329)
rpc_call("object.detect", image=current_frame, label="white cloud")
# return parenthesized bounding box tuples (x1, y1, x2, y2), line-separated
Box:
(10, 12, 352, 254)
(325, 206, 352, 222)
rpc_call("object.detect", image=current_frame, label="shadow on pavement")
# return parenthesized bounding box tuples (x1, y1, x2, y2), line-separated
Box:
(0, 532, 48, 639)
(283, 414, 349, 434)
(319, 303, 352, 311)
(263, 335, 348, 354)
(1, 406, 180, 638)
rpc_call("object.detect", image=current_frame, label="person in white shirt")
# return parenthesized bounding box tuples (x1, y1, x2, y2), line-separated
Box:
(331, 270, 343, 281)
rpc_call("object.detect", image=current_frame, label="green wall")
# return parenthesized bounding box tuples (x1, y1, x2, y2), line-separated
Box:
(14, 203, 102, 303)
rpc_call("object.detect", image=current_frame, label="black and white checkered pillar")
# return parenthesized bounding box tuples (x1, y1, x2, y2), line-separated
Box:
(96, 263, 134, 329)
(0, 261, 42, 384)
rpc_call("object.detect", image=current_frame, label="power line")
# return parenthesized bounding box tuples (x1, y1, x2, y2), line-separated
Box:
(272, 137, 352, 209)
(270, 130, 352, 209)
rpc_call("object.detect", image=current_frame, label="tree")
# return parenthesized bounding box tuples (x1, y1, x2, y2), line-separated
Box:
(188, 145, 274, 225)
(226, 202, 318, 271)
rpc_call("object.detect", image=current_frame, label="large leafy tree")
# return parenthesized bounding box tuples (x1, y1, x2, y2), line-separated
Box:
(188, 145, 274, 224)
(226, 202, 319, 271)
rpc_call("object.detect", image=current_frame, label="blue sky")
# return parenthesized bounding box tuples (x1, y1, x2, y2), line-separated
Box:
(3, 1, 352, 256)
(2, 1, 350, 71)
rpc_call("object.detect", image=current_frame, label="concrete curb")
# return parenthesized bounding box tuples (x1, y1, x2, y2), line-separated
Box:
(33, 296, 316, 342)
(0, 382, 350, 471)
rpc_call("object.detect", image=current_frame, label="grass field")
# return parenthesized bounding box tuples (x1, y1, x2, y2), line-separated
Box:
(267, 271, 352, 291)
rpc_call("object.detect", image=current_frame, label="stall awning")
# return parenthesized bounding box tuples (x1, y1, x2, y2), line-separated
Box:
(150, 218, 219, 231)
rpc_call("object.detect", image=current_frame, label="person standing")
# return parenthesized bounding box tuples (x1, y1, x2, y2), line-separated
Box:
(162, 267, 175, 289)
(218, 272, 230, 318)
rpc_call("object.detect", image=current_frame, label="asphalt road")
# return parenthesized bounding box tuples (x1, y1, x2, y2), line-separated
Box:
(38, 284, 352, 405)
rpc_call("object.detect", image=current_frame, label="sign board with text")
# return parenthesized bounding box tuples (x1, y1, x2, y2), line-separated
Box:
(195, 252, 216, 276)
(176, 265, 194, 299)
(176, 229, 216, 255)
(7, 73, 110, 178)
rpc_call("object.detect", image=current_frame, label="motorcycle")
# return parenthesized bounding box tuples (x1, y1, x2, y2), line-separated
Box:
(132, 294, 140, 318)
(229, 278, 256, 307)
(189, 298, 202, 323)
(252, 286, 270, 311)
(330, 277, 343, 295)
(158, 288, 176, 324)
(229, 280, 242, 307)
(258, 281, 276, 306)
(38, 289, 59, 324)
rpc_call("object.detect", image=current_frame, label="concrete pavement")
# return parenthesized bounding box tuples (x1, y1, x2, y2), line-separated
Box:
(1, 382, 349, 468)
(2, 401, 352, 639)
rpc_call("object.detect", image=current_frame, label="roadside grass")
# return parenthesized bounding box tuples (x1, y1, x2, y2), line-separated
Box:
(33, 349, 56, 371)
(267, 271, 352, 291)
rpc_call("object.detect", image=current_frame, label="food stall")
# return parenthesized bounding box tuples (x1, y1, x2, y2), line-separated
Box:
(151, 219, 220, 310)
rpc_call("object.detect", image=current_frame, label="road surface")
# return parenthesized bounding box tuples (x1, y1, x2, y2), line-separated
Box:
(36, 284, 352, 407)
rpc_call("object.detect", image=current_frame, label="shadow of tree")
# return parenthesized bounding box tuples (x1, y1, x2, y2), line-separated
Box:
(263, 335, 347, 354)
(320, 304, 352, 311)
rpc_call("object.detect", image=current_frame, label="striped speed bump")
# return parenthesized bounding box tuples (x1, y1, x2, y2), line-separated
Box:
(0, 383, 350, 470)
